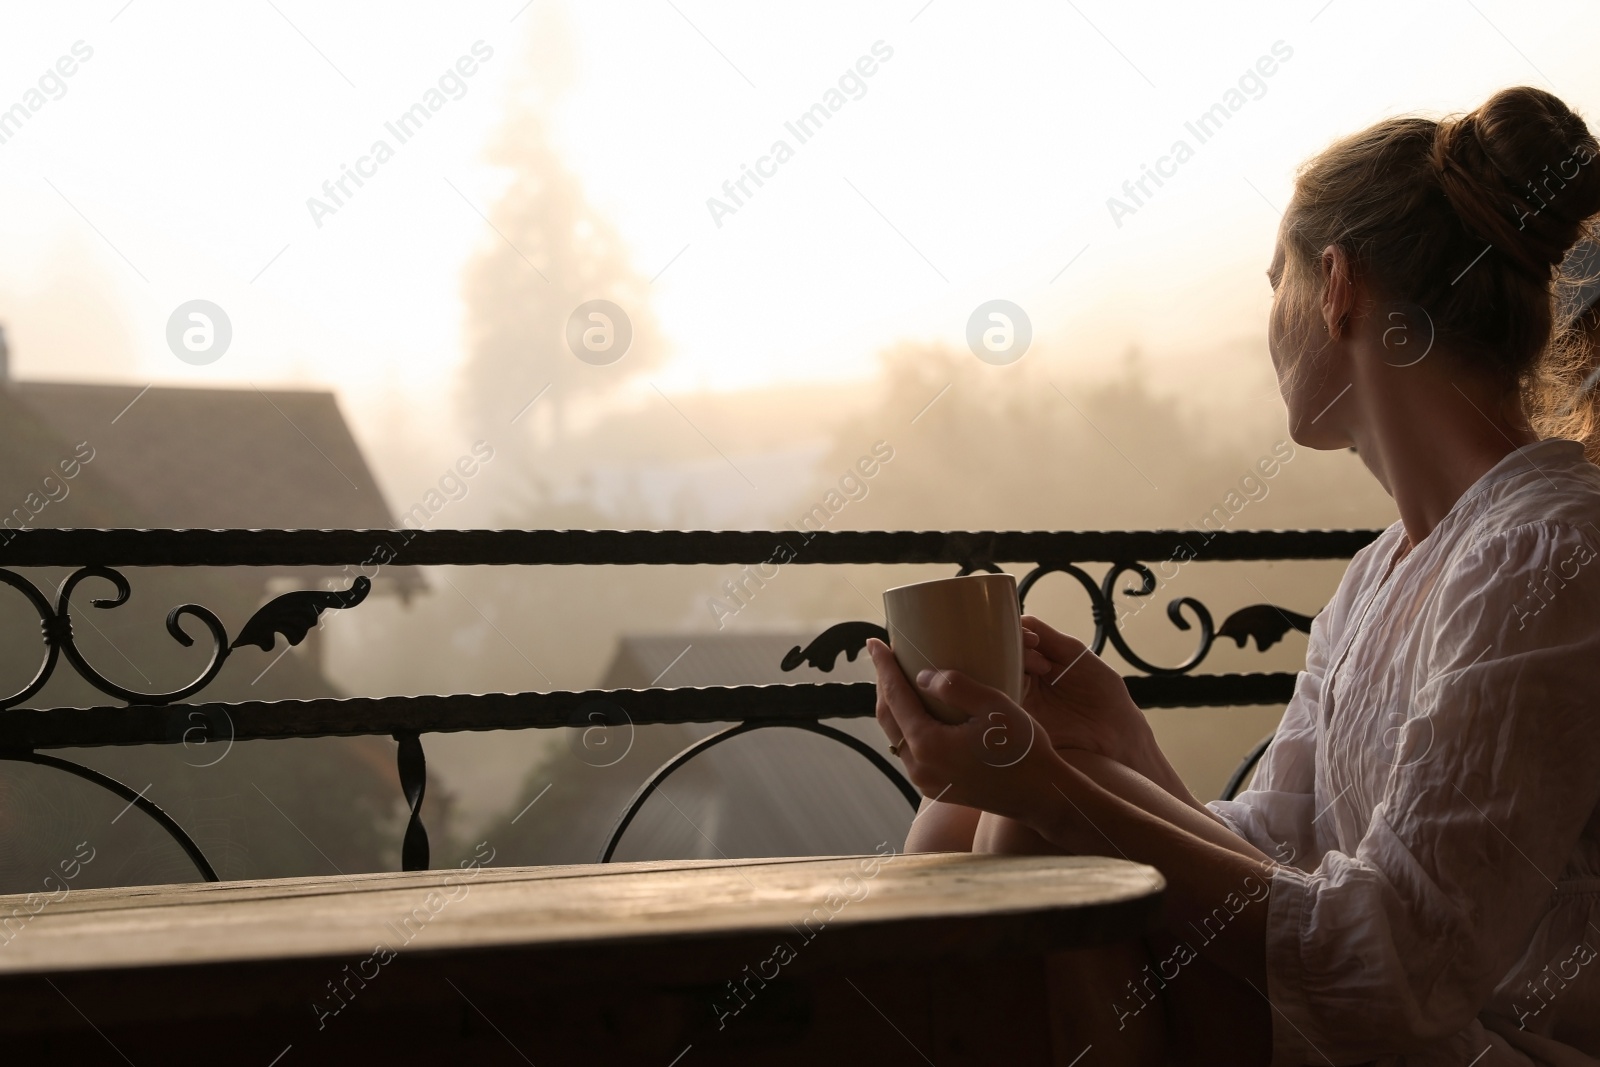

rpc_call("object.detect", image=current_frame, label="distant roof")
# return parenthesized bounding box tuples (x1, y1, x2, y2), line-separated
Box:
(0, 380, 422, 594)
(598, 631, 912, 861)
(4, 381, 397, 527)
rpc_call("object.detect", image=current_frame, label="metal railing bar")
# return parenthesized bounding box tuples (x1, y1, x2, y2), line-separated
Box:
(0, 751, 219, 881)
(0, 528, 1384, 569)
(0, 674, 1300, 751)
(598, 720, 922, 864)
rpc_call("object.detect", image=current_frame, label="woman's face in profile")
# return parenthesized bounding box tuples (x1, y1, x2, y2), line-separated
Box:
(1266, 233, 1306, 429)
(1266, 236, 1289, 375)
(1264, 221, 1343, 448)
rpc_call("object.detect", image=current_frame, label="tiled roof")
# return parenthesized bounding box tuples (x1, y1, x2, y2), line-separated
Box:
(0, 380, 422, 594)
(2, 381, 394, 528)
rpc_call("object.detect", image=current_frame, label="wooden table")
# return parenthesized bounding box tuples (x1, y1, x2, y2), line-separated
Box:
(0, 853, 1163, 1065)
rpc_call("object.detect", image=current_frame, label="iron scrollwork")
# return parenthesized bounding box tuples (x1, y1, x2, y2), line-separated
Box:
(0, 569, 371, 709)
(1216, 604, 1314, 652)
(0, 567, 60, 712)
(782, 621, 889, 673)
(781, 559, 1315, 680)
(1018, 560, 1216, 675)
(0, 568, 374, 882)
(230, 577, 373, 653)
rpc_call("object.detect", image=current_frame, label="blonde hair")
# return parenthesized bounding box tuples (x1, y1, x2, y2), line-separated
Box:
(1280, 87, 1600, 460)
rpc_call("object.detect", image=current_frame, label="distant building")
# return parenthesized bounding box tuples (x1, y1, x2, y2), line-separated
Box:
(485, 632, 912, 865)
(0, 370, 427, 680)
(0, 362, 431, 887)
(0, 373, 422, 596)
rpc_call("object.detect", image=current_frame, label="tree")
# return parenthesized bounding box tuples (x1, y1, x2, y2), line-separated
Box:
(455, 9, 666, 511)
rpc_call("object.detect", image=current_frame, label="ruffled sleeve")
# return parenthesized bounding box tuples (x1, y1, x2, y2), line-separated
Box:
(1262, 521, 1600, 1064)
(1207, 594, 1333, 869)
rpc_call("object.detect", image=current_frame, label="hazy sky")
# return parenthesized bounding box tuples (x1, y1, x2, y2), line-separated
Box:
(1, 0, 1595, 452)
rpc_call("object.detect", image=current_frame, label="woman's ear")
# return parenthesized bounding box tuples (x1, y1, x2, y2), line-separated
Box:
(1320, 244, 1355, 338)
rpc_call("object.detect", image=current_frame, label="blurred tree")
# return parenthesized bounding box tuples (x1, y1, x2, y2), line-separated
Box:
(803, 340, 1392, 535)
(454, 6, 666, 511)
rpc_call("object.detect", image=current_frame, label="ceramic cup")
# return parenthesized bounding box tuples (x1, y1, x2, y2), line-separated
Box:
(882, 573, 1024, 724)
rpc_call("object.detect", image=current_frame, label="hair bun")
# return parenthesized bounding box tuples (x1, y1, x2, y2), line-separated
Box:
(1431, 86, 1600, 281)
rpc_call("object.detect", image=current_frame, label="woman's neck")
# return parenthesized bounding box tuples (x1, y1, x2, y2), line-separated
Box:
(1346, 361, 1540, 548)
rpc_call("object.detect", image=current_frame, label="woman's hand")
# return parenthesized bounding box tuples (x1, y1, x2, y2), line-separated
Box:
(868, 637, 1066, 823)
(1021, 615, 1153, 768)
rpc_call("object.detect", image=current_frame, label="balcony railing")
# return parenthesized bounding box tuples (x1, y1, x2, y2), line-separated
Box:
(0, 527, 1381, 883)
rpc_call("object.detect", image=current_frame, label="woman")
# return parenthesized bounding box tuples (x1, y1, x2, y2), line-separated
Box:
(871, 85, 1600, 1065)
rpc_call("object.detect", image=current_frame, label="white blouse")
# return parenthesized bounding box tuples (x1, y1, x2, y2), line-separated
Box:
(1209, 437, 1600, 1066)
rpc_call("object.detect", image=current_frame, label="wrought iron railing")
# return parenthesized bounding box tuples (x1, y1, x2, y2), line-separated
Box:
(0, 527, 1381, 882)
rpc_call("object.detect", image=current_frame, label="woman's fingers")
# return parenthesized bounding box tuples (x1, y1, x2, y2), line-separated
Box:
(867, 639, 934, 749)
(1021, 615, 1090, 664)
(1023, 648, 1058, 677)
(869, 639, 1025, 729)
(868, 639, 1058, 811)
(873, 665, 897, 740)
(869, 640, 905, 748)
(915, 666, 1014, 720)
(917, 669, 1046, 788)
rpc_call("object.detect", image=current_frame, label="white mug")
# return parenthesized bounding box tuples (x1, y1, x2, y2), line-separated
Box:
(882, 573, 1024, 724)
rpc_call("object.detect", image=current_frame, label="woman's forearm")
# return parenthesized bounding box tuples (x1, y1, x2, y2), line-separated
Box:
(1124, 724, 1249, 834)
(1059, 749, 1265, 861)
(1027, 759, 1273, 989)
(1124, 725, 1193, 798)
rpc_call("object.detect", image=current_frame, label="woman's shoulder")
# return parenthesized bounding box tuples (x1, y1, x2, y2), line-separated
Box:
(1427, 449, 1600, 648)
(1456, 440, 1600, 557)
(1308, 442, 1600, 653)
